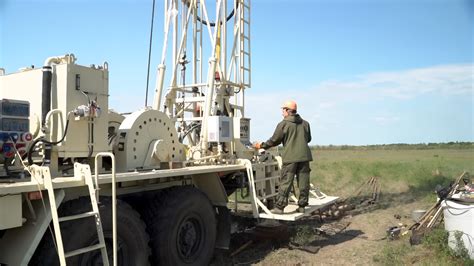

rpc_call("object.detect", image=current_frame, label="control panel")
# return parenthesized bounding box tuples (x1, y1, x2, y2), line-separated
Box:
(207, 116, 233, 143)
(233, 117, 250, 144)
(0, 99, 32, 160)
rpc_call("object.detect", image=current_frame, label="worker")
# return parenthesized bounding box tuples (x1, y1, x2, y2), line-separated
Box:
(253, 100, 313, 214)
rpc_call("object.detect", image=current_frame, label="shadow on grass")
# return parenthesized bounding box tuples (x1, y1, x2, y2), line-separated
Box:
(313, 229, 364, 246)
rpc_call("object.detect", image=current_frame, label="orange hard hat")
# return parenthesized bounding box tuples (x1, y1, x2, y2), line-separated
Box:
(281, 100, 297, 111)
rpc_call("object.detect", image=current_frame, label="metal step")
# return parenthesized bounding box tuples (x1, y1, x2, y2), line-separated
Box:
(258, 196, 339, 221)
(58, 211, 97, 222)
(257, 192, 279, 200)
(65, 243, 106, 258)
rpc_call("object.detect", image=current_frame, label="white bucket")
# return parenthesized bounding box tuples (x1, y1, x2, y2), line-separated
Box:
(442, 196, 474, 259)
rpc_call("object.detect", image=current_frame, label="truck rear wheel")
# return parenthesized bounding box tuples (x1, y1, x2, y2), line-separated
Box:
(31, 197, 150, 266)
(144, 186, 217, 265)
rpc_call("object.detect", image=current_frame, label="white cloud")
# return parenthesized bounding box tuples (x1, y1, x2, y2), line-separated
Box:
(317, 63, 473, 102)
(373, 116, 400, 126)
(247, 63, 473, 143)
(319, 101, 336, 109)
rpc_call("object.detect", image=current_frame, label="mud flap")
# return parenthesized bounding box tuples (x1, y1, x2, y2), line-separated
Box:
(215, 206, 231, 249)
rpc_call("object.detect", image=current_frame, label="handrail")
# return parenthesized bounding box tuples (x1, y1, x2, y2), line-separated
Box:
(238, 159, 274, 218)
(44, 109, 64, 142)
(94, 152, 117, 266)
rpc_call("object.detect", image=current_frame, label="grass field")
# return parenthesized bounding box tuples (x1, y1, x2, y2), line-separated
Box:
(223, 145, 473, 265)
(311, 148, 474, 200)
(307, 146, 474, 265)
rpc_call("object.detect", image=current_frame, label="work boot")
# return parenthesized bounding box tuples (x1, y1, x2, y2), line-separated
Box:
(297, 207, 305, 213)
(272, 208, 284, 214)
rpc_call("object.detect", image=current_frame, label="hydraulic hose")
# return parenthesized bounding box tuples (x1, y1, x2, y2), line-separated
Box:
(195, 2, 238, 27)
(27, 117, 71, 166)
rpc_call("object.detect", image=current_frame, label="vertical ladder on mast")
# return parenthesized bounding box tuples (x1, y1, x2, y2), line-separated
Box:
(195, 1, 203, 85)
(43, 163, 109, 266)
(194, 0, 204, 119)
(239, 0, 251, 87)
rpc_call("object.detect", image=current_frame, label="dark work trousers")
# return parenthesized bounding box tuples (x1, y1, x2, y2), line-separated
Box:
(275, 161, 311, 210)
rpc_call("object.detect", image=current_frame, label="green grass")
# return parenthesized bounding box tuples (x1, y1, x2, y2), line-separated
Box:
(373, 229, 473, 266)
(373, 240, 412, 266)
(310, 149, 474, 200)
(309, 147, 474, 265)
(423, 229, 472, 263)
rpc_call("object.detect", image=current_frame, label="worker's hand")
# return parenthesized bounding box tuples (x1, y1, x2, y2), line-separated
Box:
(252, 142, 262, 149)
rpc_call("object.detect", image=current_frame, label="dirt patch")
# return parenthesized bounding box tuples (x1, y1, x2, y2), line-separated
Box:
(214, 195, 431, 265)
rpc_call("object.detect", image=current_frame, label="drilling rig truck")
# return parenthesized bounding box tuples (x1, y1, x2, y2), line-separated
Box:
(0, 0, 338, 265)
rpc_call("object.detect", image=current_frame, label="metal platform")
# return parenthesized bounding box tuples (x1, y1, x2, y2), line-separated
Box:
(258, 196, 339, 221)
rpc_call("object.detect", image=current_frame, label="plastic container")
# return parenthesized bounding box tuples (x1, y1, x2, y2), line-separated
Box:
(442, 195, 474, 259)
(411, 209, 427, 222)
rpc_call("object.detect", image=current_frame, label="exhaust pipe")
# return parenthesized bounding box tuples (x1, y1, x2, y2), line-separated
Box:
(41, 66, 53, 165)
(41, 66, 52, 128)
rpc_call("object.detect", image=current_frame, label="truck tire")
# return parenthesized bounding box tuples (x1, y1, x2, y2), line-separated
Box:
(143, 186, 217, 265)
(31, 197, 150, 266)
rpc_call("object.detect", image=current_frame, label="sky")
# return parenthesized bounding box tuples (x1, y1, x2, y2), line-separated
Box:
(1, 0, 473, 145)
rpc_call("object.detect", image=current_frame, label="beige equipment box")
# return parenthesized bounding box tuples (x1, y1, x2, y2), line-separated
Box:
(0, 58, 109, 158)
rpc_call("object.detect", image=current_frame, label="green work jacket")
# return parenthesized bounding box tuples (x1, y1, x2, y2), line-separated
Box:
(261, 114, 313, 163)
